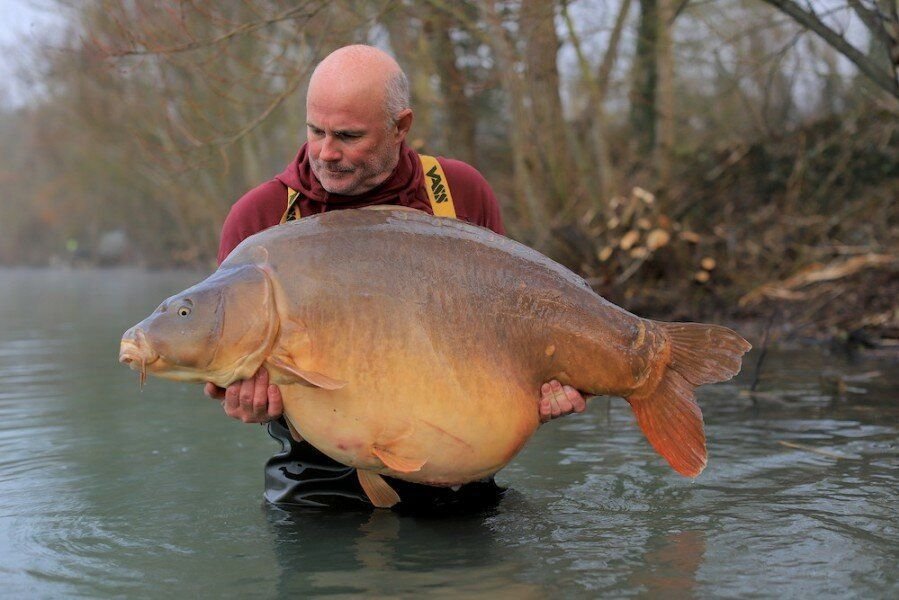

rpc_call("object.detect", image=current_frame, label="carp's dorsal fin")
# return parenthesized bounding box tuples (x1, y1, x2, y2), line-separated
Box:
(357, 470, 400, 508)
(372, 445, 427, 473)
(266, 355, 347, 390)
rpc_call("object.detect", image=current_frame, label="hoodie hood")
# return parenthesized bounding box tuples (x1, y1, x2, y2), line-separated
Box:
(275, 142, 432, 215)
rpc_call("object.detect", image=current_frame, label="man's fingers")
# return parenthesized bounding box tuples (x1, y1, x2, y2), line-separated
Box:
(252, 368, 269, 416)
(238, 378, 255, 414)
(538, 380, 588, 423)
(204, 382, 225, 400)
(216, 375, 278, 423)
(564, 385, 587, 412)
(540, 384, 552, 415)
(538, 398, 552, 422)
(550, 396, 563, 418)
(267, 385, 283, 419)
(223, 382, 241, 412)
(549, 380, 564, 417)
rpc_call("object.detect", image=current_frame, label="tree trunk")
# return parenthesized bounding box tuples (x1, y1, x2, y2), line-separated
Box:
(482, 1, 545, 234)
(655, 0, 676, 196)
(428, 8, 477, 163)
(382, 7, 439, 153)
(561, 0, 631, 210)
(520, 0, 572, 213)
(630, 0, 660, 158)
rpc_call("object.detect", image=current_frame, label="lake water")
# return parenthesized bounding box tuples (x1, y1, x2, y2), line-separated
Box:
(0, 268, 896, 598)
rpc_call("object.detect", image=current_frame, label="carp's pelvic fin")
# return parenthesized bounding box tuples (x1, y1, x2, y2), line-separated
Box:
(357, 470, 400, 508)
(372, 445, 427, 473)
(627, 322, 751, 478)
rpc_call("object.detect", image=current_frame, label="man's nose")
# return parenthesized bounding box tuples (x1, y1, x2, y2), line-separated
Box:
(319, 135, 342, 162)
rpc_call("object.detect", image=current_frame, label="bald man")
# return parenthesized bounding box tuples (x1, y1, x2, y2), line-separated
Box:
(206, 45, 586, 511)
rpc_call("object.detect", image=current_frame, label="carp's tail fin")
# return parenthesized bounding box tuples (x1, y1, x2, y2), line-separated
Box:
(626, 322, 751, 478)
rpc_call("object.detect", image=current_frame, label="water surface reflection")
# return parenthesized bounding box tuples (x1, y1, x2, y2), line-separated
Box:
(266, 506, 547, 597)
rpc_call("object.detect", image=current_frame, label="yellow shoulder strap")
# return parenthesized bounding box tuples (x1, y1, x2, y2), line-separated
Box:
(284, 158, 457, 223)
(281, 187, 301, 224)
(419, 154, 457, 218)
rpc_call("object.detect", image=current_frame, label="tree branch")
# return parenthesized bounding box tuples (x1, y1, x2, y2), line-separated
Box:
(759, 0, 899, 98)
(848, 0, 897, 57)
(672, 0, 691, 22)
(596, 0, 633, 102)
(104, 1, 327, 57)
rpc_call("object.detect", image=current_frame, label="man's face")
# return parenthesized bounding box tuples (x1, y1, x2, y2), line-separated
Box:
(306, 88, 401, 196)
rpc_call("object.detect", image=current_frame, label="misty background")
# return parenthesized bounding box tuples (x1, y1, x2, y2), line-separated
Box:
(0, 0, 896, 343)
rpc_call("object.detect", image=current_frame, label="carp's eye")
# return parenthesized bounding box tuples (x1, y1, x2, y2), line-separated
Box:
(178, 306, 191, 317)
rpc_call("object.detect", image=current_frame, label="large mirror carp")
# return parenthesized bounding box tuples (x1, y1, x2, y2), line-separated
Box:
(120, 208, 751, 507)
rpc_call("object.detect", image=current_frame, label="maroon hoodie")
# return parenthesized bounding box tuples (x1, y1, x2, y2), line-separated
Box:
(218, 143, 504, 263)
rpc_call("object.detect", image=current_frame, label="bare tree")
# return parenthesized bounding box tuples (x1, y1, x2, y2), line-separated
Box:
(656, 0, 677, 193)
(631, 0, 660, 156)
(521, 0, 577, 211)
(426, 6, 479, 163)
(561, 0, 632, 209)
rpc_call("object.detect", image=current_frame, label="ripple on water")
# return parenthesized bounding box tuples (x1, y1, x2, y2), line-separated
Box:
(4, 511, 181, 597)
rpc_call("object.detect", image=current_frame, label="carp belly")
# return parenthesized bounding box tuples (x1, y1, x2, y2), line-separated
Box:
(279, 363, 541, 486)
(265, 270, 546, 486)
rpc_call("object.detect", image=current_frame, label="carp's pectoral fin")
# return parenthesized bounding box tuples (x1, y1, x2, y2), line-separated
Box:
(266, 314, 346, 390)
(372, 445, 427, 473)
(265, 356, 347, 390)
(357, 470, 400, 508)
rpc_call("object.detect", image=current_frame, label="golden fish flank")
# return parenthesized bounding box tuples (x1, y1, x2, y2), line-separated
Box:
(120, 208, 751, 508)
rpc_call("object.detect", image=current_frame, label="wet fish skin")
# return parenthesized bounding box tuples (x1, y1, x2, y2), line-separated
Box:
(120, 208, 751, 507)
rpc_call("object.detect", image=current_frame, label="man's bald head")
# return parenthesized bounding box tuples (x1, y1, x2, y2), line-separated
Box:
(308, 45, 410, 126)
(304, 45, 415, 195)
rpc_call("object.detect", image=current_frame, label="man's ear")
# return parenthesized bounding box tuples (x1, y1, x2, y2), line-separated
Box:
(394, 108, 413, 142)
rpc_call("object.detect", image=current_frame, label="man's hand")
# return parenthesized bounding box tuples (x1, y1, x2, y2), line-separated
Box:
(204, 367, 283, 424)
(539, 380, 587, 423)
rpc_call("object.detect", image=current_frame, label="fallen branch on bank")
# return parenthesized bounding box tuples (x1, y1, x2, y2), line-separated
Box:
(739, 253, 898, 307)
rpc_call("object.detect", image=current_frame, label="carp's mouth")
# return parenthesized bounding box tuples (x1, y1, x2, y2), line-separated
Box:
(119, 330, 160, 388)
